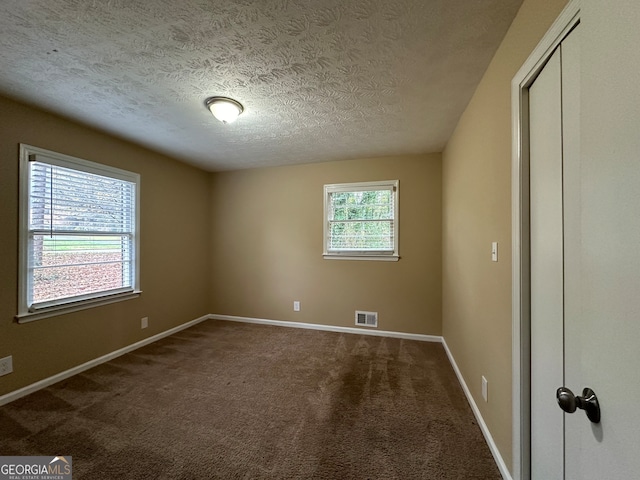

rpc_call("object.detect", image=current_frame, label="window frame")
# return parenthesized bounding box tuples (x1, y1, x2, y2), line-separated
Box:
(17, 144, 141, 323)
(323, 180, 399, 261)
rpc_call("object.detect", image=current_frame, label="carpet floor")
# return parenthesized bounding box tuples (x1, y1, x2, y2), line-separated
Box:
(0, 320, 501, 479)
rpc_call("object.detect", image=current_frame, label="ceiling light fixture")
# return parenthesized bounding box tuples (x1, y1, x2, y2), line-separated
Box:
(205, 96, 244, 124)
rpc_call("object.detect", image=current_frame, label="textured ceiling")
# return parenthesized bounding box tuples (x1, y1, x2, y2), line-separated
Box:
(0, 0, 523, 171)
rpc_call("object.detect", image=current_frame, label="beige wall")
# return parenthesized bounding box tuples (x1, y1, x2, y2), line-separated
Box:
(442, 0, 569, 472)
(0, 96, 211, 396)
(210, 154, 442, 336)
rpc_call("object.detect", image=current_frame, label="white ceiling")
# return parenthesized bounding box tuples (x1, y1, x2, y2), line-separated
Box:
(0, 0, 523, 172)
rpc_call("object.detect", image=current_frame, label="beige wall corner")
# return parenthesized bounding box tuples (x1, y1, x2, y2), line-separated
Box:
(442, 0, 569, 472)
(0, 95, 211, 396)
(210, 154, 442, 336)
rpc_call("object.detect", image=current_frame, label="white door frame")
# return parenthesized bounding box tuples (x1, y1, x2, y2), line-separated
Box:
(510, 1, 581, 479)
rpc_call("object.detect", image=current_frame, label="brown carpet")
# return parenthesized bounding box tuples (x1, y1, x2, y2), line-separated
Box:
(0, 320, 501, 479)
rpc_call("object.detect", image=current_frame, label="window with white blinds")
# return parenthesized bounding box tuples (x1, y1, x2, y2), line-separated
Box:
(323, 180, 399, 261)
(18, 145, 140, 321)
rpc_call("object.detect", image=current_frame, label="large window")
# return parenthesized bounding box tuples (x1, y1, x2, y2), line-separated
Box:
(323, 180, 399, 261)
(18, 145, 140, 322)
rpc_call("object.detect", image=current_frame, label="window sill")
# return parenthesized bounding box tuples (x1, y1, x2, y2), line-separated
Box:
(16, 290, 142, 324)
(323, 254, 399, 262)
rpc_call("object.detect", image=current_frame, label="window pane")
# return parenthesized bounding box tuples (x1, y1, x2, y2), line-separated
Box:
(327, 187, 395, 252)
(329, 190, 393, 221)
(329, 221, 393, 250)
(30, 163, 135, 233)
(31, 234, 132, 304)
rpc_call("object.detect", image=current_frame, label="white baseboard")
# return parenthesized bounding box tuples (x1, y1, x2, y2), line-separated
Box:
(0, 315, 210, 407)
(209, 314, 442, 343)
(442, 338, 512, 480)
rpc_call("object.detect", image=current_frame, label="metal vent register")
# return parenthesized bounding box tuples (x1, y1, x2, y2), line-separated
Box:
(355, 311, 378, 328)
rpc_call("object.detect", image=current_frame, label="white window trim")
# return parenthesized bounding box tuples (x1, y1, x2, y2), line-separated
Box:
(17, 144, 141, 323)
(323, 180, 399, 261)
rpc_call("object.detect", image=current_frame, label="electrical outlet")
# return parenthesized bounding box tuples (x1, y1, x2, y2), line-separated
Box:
(0, 356, 13, 376)
(141, 317, 148, 329)
(482, 376, 488, 402)
(293, 301, 300, 312)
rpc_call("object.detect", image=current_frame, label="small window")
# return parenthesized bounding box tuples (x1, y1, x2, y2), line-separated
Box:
(323, 180, 399, 261)
(17, 145, 140, 322)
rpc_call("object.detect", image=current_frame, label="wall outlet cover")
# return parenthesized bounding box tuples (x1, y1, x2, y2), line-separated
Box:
(0, 356, 13, 376)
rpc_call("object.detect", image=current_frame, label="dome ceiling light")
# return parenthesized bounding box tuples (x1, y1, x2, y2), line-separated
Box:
(205, 96, 244, 124)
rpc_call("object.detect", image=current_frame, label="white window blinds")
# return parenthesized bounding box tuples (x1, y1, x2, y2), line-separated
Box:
(24, 150, 139, 311)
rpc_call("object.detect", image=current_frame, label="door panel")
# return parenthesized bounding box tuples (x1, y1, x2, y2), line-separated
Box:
(529, 47, 564, 480)
(566, 0, 640, 477)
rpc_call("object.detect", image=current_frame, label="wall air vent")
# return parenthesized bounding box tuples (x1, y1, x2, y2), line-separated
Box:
(355, 311, 378, 328)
